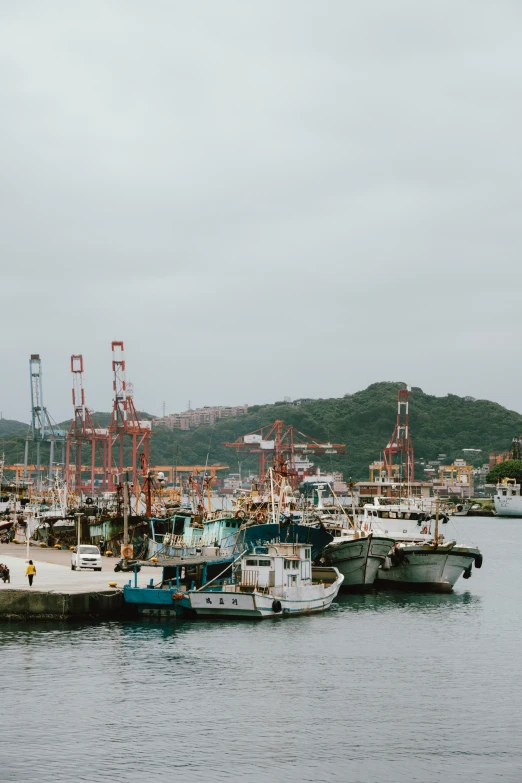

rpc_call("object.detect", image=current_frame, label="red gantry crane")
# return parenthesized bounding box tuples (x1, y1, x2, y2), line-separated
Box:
(107, 341, 151, 490)
(223, 420, 345, 488)
(383, 387, 414, 483)
(65, 355, 109, 493)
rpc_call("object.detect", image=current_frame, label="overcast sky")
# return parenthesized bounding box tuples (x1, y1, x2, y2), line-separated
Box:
(1, 0, 521, 424)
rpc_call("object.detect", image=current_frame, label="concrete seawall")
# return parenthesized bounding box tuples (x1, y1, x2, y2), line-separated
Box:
(0, 588, 126, 621)
(0, 544, 152, 621)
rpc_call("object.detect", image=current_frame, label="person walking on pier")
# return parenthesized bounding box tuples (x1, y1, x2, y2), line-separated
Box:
(26, 560, 36, 587)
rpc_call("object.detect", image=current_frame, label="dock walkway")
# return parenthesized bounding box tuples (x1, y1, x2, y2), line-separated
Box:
(0, 544, 154, 620)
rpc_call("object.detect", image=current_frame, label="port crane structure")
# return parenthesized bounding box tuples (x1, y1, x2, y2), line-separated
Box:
(107, 341, 151, 490)
(383, 387, 414, 482)
(23, 354, 65, 487)
(223, 420, 345, 488)
(65, 355, 108, 493)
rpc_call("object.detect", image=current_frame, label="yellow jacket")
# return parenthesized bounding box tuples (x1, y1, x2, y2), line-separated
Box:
(26, 564, 36, 576)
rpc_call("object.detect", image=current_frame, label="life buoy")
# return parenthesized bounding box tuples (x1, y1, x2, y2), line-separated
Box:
(121, 544, 133, 559)
(255, 511, 267, 523)
(272, 599, 282, 614)
(421, 526, 429, 535)
(364, 523, 369, 532)
(235, 509, 246, 519)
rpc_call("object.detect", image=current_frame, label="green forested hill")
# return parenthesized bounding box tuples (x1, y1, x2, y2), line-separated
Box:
(2, 383, 521, 480)
(0, 418, 28, 437)
(149, 382, 521, 479)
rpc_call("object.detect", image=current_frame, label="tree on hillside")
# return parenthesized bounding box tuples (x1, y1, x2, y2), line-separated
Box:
(486, 460, 522, 485)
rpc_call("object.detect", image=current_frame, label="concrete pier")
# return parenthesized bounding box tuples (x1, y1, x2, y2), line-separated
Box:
(0, 544, 151, 621)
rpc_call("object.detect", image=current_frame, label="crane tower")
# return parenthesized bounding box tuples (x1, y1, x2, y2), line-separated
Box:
(23, 354, 65, 486)
(107, 341, 151, 490)
(383, 387, 414, 483)
(65, 355, 109, 493)
(223, 420, 345, 488)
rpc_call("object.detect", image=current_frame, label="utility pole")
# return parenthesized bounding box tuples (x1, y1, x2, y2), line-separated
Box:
(76, 512, 82, 551)
(122, 473, 132, 563)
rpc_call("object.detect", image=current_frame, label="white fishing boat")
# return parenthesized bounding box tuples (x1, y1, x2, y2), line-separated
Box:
(187, 543, 343, 619)
(374, 508, 482, 592)
(311, 491, 395, 590)
(358, 497, 450, 526)
(493, 479, 522, 517)
(319, 529, 395, 590)
(376, 539, 482, 592)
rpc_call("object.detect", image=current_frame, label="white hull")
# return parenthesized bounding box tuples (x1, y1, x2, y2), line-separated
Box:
(377, 545, 481, 592)
(322, 535, 395, 589)
(494, 496, 522, 517)
(188, 571, 343, 619)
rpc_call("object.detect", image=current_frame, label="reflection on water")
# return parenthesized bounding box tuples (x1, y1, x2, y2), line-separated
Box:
(1, 518, 521, 783)
(334, 588, 482, 614)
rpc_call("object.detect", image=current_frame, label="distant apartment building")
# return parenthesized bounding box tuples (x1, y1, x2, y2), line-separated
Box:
(153, 404, 249, 430)
(489, 451, 511, 470)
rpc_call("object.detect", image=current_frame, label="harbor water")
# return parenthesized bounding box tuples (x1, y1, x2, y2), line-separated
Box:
(1, 517, 520, 783)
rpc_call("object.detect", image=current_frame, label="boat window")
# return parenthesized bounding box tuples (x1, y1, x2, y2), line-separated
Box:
(503, 490, 507, 496)
(306, 549, 311, 559)
(245, 559, 257, 566)
(258, 559, 271, 567)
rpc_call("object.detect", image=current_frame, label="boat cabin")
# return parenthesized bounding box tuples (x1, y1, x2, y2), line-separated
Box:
(239, 544, 312, 589)
(496, 478, 521, 498)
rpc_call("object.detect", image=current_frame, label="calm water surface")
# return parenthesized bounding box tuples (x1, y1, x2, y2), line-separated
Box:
(1, 518, 520, 783)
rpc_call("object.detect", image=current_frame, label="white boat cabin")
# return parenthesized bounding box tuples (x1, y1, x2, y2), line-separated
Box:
(240, 544, 312, 589)
(494, 478, 522, 517)
(496, 479, 521, 499)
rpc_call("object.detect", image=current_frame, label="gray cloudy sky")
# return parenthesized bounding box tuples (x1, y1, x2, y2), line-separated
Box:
(2, 0, 522, 423)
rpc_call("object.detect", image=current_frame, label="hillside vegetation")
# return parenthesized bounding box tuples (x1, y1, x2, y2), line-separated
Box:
(2, 383, 521, 481)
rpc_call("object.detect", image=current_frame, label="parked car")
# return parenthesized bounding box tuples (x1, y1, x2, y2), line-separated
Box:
(71, 545, 102, 571)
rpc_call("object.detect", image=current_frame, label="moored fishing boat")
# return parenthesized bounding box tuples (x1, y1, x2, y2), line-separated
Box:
(376, 538, 482, 592)
(374, 506, 483, 592)
(123, 541, 343, 620)
(307, 489, 395, 590)
(187, 543, 343, 619)
(319, 529, 395, 591)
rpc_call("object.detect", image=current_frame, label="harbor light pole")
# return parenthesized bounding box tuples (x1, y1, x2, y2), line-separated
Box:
(122, 473, 132, 563)
(25, 510, 33, 563)
(76, 512, 82, 552)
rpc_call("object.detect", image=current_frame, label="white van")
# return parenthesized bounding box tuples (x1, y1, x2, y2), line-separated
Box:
(71, 545, 102, 571)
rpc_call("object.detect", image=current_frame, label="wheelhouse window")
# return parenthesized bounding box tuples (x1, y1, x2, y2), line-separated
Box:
(258, 559, 271, 567)
(245, 559, 257, 566)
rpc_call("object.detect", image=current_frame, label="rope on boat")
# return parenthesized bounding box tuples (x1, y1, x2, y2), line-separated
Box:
(194, 549, 248, 592)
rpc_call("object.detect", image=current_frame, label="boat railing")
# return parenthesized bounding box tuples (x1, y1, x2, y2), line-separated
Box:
(163, 534, 185, 547)
(240, 569, 259, 588)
